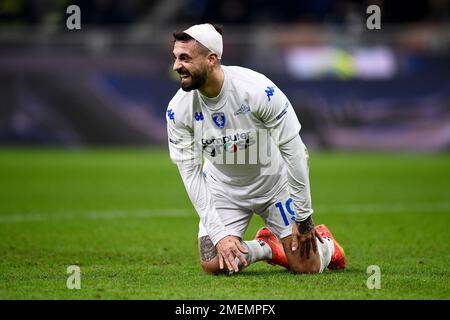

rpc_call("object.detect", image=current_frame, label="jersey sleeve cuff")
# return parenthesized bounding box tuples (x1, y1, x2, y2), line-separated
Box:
(209, 230, 230, 246)
(294, 211, 313, 223)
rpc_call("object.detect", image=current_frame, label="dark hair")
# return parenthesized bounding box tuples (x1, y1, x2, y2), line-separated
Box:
(173, 23, 223, 42)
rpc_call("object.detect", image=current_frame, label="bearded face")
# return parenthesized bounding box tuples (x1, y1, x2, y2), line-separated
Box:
(177, 63, 208, 92)
(173, 41, 210, 92)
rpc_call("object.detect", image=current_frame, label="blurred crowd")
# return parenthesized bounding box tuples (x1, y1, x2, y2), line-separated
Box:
(0, 1, 449, 150)
(0, 0, 449, 26)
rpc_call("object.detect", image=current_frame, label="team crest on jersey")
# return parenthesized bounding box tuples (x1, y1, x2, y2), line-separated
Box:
(212, 112, 226, 128)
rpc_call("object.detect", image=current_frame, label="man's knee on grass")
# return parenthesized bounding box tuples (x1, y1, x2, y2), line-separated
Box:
(198, 236, 222, 274)
(289, 260, 321, 274)
(282, 236, 321, 274)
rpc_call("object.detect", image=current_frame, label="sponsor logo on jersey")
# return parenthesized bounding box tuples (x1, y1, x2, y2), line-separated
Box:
(167, 108, 175, 123)
(212, 112, 226, 128)
(265, 86, 275, 101)
(194, 112, 204, 121)
(201, 131, 255, 157)
(233, 104, 251, 116)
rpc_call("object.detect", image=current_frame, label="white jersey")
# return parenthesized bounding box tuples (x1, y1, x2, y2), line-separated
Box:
(166, 66, 313, 244)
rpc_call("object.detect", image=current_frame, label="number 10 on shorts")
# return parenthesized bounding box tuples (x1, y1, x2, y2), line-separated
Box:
(275, 198, 295, 226)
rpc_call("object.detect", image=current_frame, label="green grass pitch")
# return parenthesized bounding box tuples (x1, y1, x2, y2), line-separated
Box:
(0, 147, 449, 299)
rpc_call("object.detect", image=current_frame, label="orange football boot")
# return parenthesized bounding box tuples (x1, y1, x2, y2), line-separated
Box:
(315, 224, 346, 270)
(255, 227, 290, 269)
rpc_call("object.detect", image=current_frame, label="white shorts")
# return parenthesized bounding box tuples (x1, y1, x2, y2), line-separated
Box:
(198, 171, 296, 241)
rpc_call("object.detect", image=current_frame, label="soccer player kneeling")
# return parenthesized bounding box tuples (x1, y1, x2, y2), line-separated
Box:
(166, 23, 345, 274)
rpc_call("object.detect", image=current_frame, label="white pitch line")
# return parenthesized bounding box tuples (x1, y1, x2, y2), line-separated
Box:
(0, 209, 193, 223)
(317, 202, 450, 214)
(0, 202, 449, 223)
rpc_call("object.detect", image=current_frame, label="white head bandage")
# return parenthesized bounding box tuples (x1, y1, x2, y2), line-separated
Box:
(183, 23, 223, 59)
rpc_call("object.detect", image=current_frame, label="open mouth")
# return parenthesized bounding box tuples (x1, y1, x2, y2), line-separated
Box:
(179, 71, 191, 81)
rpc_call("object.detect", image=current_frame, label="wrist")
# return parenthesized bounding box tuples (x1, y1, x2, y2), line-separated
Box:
(295, 216, 315, 234)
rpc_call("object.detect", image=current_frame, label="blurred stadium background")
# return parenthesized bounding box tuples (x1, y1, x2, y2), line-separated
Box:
(0, 0, 449, 151)
(1, 0, 450, 300)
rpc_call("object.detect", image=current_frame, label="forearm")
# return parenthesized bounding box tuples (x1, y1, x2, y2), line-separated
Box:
(176, 161, 229, 245)
(278, 134, 314, 223)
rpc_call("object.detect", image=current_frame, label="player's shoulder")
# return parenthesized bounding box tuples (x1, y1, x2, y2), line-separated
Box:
(224, 65, 277, 102)
(225, 65, 273, 87)
(167, 88, 193, 113)
(166, 89, 195, 126)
